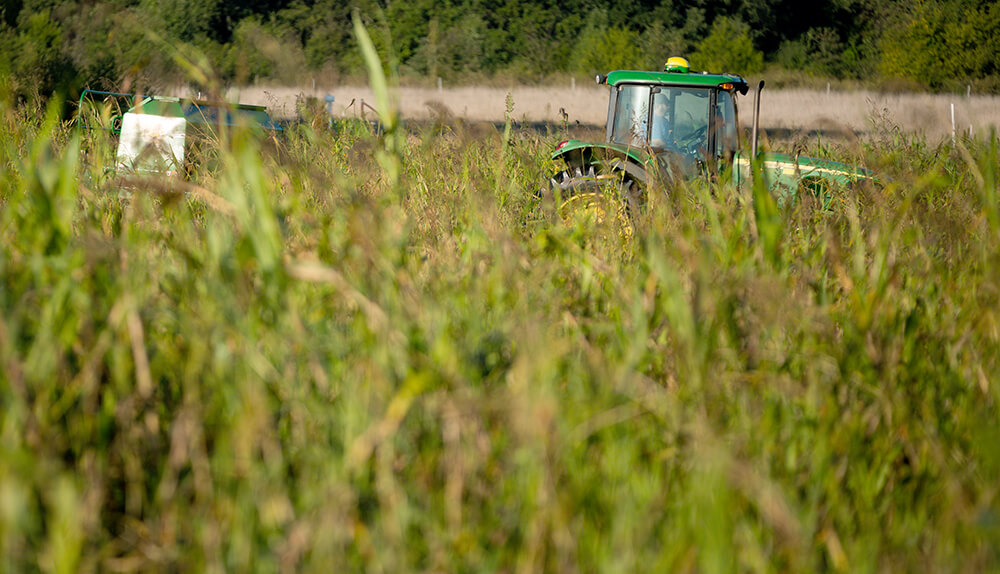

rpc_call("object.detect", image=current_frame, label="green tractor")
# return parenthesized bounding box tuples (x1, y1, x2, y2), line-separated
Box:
(545, 57, 873, 217)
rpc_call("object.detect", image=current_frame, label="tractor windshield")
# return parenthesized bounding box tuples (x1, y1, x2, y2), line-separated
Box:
(610, 84, 734, 161)
(650, 88, 709, 154)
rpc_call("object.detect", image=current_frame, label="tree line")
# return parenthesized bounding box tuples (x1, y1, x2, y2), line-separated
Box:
(1, 0, 999, 100)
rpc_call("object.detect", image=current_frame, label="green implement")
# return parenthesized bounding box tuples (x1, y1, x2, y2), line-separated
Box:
(77, 89, 282, 176)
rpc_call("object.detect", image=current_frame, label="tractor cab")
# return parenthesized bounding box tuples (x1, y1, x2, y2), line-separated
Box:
(548, 57, 749, 195)
(598, 57, 748, 178)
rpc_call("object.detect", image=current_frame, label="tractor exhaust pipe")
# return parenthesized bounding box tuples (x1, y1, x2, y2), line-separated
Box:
(751, 80, 765, 162)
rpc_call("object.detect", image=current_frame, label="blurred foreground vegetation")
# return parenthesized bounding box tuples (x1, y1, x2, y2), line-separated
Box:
(2, 79, 1000, 572)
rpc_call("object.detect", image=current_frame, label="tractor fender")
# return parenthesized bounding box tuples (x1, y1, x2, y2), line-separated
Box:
(552, 141, 649, 184)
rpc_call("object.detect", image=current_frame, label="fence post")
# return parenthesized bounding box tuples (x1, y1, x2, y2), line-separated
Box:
(950, 102, 956, 144)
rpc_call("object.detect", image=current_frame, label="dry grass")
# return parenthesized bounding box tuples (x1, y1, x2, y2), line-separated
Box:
(194, 84, 1000, 141)
(759, 88, 1000, 140)
(217, 84, 609, 126)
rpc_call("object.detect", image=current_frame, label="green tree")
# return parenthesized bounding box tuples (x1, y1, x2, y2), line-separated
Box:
(641, 16, 701, 71)
(411, 13, 486, 78)
(572, 10, 641, 75)
(11, 10, 75, 97)
(139, 0, 221, 43)
(879, 0, 1000, 88)
(777, 27, 849, 77)
(878, 2, 950, 87)
(221, 17, 305, 83)
(691, 16, 764, 75)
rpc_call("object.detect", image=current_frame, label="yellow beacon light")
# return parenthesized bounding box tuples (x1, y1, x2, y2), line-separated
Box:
(664, 57, 690, 73)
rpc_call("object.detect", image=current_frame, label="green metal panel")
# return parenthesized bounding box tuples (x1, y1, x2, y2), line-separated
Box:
(125, 96, 283, 131)
(733, 151, 875, 195)
(551, 139, 649, 165)
(130, 97, 185, 117)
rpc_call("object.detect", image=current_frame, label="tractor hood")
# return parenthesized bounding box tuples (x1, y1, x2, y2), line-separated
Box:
(735, 151, 875, 187)
(762, 152, 873, 179)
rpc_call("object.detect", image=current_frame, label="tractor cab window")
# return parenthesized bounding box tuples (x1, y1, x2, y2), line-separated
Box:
(611, 86, 710, 155)
(649, 91, 672, 148)
(611, 85, 651, 146)
(610, 84, 713, 161)
(666, 88, 710, 155)
(715, 90, 738, 158)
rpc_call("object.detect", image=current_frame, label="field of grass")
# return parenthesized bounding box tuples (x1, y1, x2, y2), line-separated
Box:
(3, 66, 1000, 572)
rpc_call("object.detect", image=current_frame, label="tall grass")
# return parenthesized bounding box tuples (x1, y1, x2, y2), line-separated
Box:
(1, 83, 999, 572)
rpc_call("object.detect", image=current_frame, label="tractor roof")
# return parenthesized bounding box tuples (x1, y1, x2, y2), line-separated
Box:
(603, 70, 749, 94)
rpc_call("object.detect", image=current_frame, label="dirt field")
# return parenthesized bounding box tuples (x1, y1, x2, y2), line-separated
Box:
(213, 84, 1000, 142)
